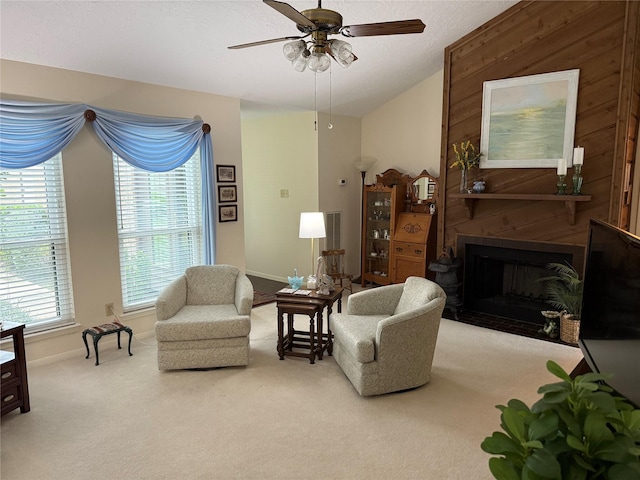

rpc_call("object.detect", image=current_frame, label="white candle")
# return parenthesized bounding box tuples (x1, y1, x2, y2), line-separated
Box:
(557, 158, 567, 175)
(573, 147, 584, 165)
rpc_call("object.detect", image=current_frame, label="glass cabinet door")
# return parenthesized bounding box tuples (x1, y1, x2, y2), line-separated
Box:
(362, 187, 393, 285)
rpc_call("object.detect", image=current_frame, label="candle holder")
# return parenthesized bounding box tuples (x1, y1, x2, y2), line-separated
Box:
(556, 174, 567, 195)
(572, 164, 583, 195)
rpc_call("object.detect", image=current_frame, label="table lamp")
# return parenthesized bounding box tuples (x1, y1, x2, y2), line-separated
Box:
(299, 212, 326, 276)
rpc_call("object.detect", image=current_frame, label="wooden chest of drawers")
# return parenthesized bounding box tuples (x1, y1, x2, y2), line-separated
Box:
(1, 322, 30, 417)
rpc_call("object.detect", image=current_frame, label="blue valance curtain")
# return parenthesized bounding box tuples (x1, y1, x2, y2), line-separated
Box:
(0, 99, 216, 263)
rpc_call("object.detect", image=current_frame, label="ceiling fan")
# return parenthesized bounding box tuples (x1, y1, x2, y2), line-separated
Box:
(228, 0, 426, 73)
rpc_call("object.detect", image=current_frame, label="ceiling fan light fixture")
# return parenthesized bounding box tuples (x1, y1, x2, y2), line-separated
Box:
(291, 48, 311, 72)
(328, 39, 354, 68)
(308, 47, 331, 73)
(283, 39, 306, 61)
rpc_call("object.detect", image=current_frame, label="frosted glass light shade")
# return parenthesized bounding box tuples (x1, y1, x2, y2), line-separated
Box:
(299, 212, 326, 238)
(329, 39, 354, 68)
(283, 40, 305, 61)
(292, 49, 310, 72)
(308, 52, 331, 73)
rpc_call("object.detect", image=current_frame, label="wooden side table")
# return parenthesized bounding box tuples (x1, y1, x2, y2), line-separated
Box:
(1, 321, 30, 417)
(276, 288, 343, 364)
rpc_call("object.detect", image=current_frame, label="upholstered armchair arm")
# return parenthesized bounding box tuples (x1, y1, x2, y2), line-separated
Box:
(155, 275, 187, 321)
(346, 283, 404, 316)
(235, 273, 254, 316)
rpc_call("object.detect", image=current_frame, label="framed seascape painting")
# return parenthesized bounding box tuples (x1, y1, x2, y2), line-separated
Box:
(217, 185, 237, 203)
(218, 205, 237, 222)
(480, 69, 579, 168)
(216, 165, 236, 183)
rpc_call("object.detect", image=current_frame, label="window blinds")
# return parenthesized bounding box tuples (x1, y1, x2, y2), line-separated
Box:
(0, 154, 75, 331)
(113, 153, 202, 311)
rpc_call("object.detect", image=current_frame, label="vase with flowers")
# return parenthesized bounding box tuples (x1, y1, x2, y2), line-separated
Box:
(451, 140, 482, 193)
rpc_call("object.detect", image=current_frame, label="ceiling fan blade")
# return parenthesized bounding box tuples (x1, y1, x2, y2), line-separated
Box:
(228, 35, 307, 49)
(341, 19, 425, 37)
(264, 0, 316, 29)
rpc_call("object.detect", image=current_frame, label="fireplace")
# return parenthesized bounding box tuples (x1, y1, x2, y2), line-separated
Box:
(457, 236, 585, 325)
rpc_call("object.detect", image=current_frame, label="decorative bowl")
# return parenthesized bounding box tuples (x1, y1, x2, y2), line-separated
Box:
(287, 275, 304, 290)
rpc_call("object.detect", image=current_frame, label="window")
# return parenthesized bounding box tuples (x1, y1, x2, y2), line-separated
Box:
(0, 154, 75, 332)
(113, 152, 202, 311)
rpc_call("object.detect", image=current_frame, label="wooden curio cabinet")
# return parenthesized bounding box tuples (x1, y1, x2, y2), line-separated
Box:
(361, 168, 439, 286)
(361, 182, 407, 286)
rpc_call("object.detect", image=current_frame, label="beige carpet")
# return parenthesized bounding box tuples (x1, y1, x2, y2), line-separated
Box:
(0, 302, 582, 480)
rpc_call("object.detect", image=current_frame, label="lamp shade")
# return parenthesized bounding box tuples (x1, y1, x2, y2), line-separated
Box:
(299, 212, 326, 239)
(354, 158, 376, 173)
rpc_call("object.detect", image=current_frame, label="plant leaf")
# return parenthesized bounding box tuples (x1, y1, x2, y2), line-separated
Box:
(587, 391, 617, 412)
(542, 390, 571, 404)
(524, 449, 562, 479)
(506, 398, 531, 413)
(584, 412, 614, 447)
(567, 434, 588, 453)
(608, 463, 640, 480)
(502, 407, 526, 442)
(488, 457, 520, 480)
(546, 360, 571, 382)
(529, 412, 559, 441)
(481, 432, 522, 455)
(594, 436, 637, 463)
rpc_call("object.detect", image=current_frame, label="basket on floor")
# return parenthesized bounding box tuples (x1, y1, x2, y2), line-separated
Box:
(560, 314, 580, 345)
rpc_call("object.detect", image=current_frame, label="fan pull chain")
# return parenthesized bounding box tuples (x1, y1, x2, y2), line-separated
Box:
(328, 63, 333, 129)
(314, 71, 318, 131)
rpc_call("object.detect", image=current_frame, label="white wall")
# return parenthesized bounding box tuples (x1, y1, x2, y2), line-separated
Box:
(1, 60, 244, 362)
(317, 112, 362, 277)
(361, 70, 444, 183)
(241, 112, 319, 281)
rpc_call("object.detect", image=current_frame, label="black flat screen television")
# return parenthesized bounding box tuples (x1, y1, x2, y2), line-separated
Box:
(579, 219, 640, 407)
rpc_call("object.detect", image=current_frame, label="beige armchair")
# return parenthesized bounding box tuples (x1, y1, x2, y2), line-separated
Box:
(331, 277, 446, 396)
(154, 265, 253, 370)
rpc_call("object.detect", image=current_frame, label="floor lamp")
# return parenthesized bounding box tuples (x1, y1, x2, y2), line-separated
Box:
(299, 212, 326, 277)
(354, 159, 376, 278)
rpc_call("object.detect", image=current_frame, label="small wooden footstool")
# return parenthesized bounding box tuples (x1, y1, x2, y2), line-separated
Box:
(82, 321, 133, 366)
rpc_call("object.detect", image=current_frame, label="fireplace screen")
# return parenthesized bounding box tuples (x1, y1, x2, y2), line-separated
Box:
(463, 243, 574, 324)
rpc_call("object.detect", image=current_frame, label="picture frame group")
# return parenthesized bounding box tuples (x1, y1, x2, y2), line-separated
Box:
(216, 165, 238, 222)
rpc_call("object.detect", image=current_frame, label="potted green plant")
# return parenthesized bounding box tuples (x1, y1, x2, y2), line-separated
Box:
(481, 360, 640, 480)
(538, 262, 583, 344)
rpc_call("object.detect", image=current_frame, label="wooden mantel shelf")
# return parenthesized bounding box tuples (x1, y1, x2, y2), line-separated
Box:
(449, 193, 592, 225)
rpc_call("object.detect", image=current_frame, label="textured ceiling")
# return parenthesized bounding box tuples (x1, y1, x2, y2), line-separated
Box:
(0, 0, 518, 117)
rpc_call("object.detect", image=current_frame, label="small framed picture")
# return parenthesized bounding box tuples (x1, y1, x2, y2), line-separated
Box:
(218, 185, 237, 203)
(216, 165, 236, 183)
(218, 205, 237, 222)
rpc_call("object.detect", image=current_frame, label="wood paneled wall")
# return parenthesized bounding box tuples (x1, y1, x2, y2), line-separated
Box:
(438, 1, 640, 254)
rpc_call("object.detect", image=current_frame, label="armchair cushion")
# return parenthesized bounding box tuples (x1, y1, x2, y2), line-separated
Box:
(394, 276, 442, 314)
(185, 265, 238, 305)
(155, 305, 251, 342)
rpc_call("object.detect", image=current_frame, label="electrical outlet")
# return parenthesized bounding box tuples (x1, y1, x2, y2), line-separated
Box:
(105, 303, 114, 316)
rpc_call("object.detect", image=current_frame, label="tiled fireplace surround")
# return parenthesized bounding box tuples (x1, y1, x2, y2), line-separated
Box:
(452, 235, 585, 343)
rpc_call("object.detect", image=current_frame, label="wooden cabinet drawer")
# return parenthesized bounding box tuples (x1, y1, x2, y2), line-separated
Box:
(393, 242, 425, 258)
(1, 362, 17, 385)
(1, 384, 22, 415)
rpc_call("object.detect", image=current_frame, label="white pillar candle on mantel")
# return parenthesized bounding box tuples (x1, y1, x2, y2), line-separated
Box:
(557, 158, 567, 175)
(573, 147, 584, 165)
